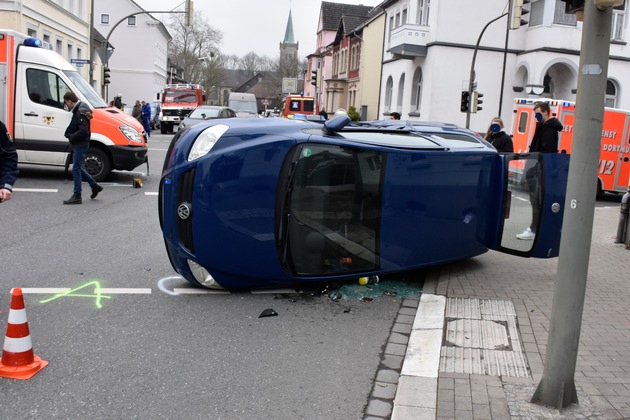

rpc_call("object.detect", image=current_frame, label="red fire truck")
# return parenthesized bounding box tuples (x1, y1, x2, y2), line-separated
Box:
(159, 84, 205, 134)
(282, 95, 318, 118)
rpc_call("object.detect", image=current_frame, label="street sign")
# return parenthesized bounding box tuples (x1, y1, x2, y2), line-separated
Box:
(282, 78, 298, 94)
(71, 59, 91, 64)
(261, 99, 270, 106)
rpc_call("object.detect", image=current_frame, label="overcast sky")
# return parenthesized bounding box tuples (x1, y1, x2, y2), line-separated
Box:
(132, 0, 381, 59)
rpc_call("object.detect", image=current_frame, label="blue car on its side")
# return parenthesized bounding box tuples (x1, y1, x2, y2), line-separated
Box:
(159, 116, 569, 289)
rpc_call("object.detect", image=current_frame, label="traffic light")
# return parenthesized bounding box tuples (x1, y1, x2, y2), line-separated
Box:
(103, 66, 110, 85)
(509, 0, 530, 29)
(311, 68, 319, 87)
(560, 0, 584, 14)
(460, 91, 470, 113)
(472, 91, 484, 113)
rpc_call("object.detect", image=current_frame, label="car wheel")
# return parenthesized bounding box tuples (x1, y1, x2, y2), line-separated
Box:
(83, 147, 112, 182)
(160, 124, 167, 135)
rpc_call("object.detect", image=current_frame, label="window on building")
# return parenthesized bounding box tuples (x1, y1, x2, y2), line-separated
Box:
(77, 48, 82, 60)
(67, 43, 73, 60)
(529, 0, 544, 26)
(385, 76, 393, 111)
(554, 0, 577, 26)
(411, 67, 423, 112)
(612, 0, 626, 41)
(397, 74, 405, 110)
(56, 39, 63, 55)
(389, 16, 394, 43)
(605, 80, 618, 107)
(402, 7, 408, 25)
(395, 12, 400, 27)
(128, 16, 136, 26)
(27, 28, 37, 38)
(43, 34, 51, 45)
(101, 14, 110, 24)
(417, 0, 430, 25)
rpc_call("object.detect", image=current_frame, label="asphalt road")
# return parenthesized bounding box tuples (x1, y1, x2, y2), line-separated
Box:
(0, 132, 420, 419)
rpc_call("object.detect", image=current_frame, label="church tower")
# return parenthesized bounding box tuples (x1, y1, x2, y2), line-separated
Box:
(280, 10, 300, 77)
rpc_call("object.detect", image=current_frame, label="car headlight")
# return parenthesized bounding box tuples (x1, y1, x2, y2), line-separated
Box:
(187, 259, 224, 289)
(188, 124, 229, 161)
(119, 126, 143, 144)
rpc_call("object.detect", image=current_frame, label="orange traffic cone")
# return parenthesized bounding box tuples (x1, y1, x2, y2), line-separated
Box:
(0, 288, 48, 380)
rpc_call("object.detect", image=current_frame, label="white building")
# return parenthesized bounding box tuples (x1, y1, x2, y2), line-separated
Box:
(377, 0, 629, 133)
(94, 0, 170, 106)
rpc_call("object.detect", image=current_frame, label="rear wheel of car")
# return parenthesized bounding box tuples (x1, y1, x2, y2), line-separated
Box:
(160, 124, 167, 134)
(84, 147, 112, 182)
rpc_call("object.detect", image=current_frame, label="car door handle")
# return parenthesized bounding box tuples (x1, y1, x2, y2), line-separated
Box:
(24, 112, 39, 117)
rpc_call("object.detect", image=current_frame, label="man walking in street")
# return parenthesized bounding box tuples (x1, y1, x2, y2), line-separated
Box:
(141, 100, 151, 138)
(0, 119, 18, 204)
(516, 102, 563, 240)
(63, 91, 103, 205)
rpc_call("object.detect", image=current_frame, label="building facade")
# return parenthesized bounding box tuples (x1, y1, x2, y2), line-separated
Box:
(376, 0, 630, 133)
(0, 0, 90, 81)
(94, 0, 170, 105)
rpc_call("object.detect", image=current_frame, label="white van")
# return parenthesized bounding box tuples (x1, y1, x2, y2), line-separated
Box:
(227, 92, 259, 118)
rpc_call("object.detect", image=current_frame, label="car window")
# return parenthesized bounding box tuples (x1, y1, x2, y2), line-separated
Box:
(189, 107, 220, 119)
(339, 132, 442, 149)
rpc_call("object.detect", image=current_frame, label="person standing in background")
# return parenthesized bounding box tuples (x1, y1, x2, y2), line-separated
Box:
(132, 100, 142, 122)
(141, 100, 152, 138)
(484, 117, 514, 152)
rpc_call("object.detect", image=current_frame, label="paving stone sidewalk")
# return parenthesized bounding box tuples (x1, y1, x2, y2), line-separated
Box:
(367, 205, 629, 419)
(431, 205, 630, 419)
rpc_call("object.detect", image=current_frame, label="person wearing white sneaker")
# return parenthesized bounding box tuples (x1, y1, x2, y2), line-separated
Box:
(515, 101, 563, 240)
(516, 227, 536, 240)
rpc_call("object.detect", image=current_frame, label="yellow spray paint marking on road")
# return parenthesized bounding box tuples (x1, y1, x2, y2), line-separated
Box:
(39, 280, 111, 308)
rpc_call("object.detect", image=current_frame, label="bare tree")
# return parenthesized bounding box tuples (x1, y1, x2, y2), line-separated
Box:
(238, 52, 261, 77)
(167, 11, 222, 87)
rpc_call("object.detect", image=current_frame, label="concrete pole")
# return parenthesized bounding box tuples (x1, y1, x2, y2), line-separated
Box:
(531, 1, 612, 409)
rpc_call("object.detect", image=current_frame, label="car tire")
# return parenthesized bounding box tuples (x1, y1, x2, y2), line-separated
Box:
(83, 147, 112, 182)
(160, 124, 167, 135)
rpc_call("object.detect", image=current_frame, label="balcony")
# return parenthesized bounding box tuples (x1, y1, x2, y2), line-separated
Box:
(388, 24, 430, 59)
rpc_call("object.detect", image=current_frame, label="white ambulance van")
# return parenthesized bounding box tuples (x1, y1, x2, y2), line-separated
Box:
(0, 30, 148, 181)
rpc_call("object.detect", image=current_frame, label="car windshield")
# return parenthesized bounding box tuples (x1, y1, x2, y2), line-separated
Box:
(230, 100, 258, 114)
(63, 70, 108, 108)
(189, 107, 220, 119)
(164, 91, 198, 103)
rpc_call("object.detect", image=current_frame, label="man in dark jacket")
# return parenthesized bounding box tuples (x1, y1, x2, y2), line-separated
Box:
(516, 101, 563, 240)
(62, 91, 103, 205)
(0, 120, 18, 204)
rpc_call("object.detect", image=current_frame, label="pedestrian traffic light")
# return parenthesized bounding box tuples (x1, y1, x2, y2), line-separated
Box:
(472, 91, 483, 113)
(460, 91, 470, 113)
(103, 66, 110, 85)
(311, 68, 319, 87)
(509, 0, 530, 30)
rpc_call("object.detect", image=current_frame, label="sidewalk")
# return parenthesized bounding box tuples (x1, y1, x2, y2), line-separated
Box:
(390, 205, 630, 419)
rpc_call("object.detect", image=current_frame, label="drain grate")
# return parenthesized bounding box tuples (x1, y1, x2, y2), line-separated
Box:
(439, 298, 530, 378)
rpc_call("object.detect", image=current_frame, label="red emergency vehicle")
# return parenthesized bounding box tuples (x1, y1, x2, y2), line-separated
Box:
(512, 98, 630, 195)
(282, 95, 318, 118)
(159, 84, 205, 134)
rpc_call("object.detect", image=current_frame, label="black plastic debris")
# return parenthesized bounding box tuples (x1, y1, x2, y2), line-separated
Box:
(258, 308, 278, 318)
(360, 297, 374, 303)
(383, 290, 397, 297)
(343, 308, 351, 313)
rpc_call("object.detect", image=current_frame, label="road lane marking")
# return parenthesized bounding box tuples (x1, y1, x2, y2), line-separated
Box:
(145, 192, 158, 196)
(16, 287, 151, 294)
(13, 188, 58, 193)
(98, 288, 152, 294)
(173, 288, 230, 295)
(18, 287, 71, 294)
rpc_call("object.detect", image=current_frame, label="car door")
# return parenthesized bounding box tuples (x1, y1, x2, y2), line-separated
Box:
(482, 152, 570, 258)
(15, 65, 73, 165)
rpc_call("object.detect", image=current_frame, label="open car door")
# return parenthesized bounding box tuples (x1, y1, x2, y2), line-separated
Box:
(482, 152, 571, 258)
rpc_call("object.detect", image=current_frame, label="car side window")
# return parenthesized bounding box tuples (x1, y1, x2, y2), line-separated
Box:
(26, 68, 71, 109)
